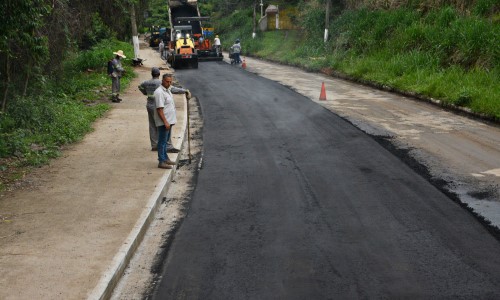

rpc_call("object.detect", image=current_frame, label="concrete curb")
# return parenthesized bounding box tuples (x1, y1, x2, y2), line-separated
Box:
(88, 95, 189, 300)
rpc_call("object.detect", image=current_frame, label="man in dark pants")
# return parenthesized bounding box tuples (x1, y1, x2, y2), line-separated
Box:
(139, 67, 162, 151)
(139, 68, 190, 152)
(230, 39, 242, 64)
(153, 73, 191, 169)
(110, 50, 126, 102)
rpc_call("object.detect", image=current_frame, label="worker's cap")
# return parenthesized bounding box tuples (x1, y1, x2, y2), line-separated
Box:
(235, 39, 240, 43)
(151, 67, 161, 76)
(113, 50, 126, 58)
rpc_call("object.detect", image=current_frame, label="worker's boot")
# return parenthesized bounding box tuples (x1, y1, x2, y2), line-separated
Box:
(116, 94, 123, 102)
(111, 95, 121, 103)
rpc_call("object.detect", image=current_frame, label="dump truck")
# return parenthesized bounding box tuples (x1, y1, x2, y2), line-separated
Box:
(167, 0, 222, 68)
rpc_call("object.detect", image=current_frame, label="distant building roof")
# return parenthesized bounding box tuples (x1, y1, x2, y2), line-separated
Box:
(265, 5, 278, 14)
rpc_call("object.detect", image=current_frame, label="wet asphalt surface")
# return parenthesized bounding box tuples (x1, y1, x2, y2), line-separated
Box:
(152, 61, 500, 299)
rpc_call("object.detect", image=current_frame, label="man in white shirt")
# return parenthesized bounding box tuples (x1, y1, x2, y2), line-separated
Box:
(153, 73, 191, 169)
(214, 35, 221, 55)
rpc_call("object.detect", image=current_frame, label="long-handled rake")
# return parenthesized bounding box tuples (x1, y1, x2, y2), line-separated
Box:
(187, 97, 192, 164)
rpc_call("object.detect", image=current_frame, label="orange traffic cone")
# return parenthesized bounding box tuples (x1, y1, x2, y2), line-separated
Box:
(319, 82, 327, 100)
(242, 58, 247, 69)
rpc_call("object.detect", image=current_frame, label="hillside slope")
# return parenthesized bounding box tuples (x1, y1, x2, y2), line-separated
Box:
(210, 0, 500, 119)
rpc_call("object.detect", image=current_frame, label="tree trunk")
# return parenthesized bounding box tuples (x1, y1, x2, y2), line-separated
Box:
(252, 0, 257, 38)
(324, 0, 331, 43)
(130, 1, 140, 59)
(2, 55, 10, 113)
(23, 71, 30, 97)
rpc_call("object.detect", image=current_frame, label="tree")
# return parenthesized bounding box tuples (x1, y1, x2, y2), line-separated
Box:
(0, 0, 153, 112)
(0, 0, 51, 112)
(324, 0, 331, 42)
(253, 0, 257, 38)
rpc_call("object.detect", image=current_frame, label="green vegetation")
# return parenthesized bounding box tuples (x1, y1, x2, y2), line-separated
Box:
(218, 8, 256, 48)
(324, 6, 500, 117)
(213, 1, 500, 119)
(0, 39, 134, 191)
(144, 0, 170, 29)
(1, 0, 499, 190)
(0, 0, 152, 191)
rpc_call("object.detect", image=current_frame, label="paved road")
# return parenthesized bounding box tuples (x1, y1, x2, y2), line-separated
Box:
(152, 62, 500, 298)
(237, 55, 500, 228)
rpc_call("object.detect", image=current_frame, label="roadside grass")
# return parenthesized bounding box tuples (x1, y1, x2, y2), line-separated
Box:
(251, 31, 303, 64)
(0, 39, 135, 192)
(217, 8, 255, 51)
(334, 51, 500, 117)
(217, 5, 500, 120)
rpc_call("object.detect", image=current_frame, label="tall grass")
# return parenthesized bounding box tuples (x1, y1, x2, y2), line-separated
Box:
(218, 3, 500, 119)
(217, 8, 255, 51)
(325, 6, 500, 117)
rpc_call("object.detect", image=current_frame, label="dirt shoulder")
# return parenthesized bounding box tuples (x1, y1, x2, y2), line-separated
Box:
(0, 45, 184, 299)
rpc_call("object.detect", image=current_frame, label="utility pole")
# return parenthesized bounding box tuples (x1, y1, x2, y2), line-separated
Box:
(276, 5, 279, 29)
(324, 0, 331, 43)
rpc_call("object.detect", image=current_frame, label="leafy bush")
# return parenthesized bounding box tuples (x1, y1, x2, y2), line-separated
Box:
(0, 38, 134, 166)
(1, 94, 108, 165)
(67, 39, 133, 72)
(300, 4, 325, 38)
(80, 13, 115, 50)
(217, 8, 255, 50)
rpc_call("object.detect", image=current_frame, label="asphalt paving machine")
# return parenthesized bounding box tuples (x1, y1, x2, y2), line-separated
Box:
(168, 24, 198, 69)
(167, 0, 222, 68)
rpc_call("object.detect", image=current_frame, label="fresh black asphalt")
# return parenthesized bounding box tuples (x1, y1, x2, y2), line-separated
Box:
(152, 61, 500, 299)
